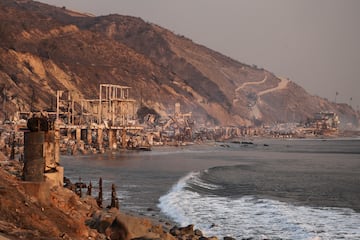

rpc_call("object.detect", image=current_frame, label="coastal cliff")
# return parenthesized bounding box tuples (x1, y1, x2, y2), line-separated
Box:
(0, 0, 358, 128)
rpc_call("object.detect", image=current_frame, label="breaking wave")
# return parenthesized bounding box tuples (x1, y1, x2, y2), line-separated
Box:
(158, 171, 360, 240)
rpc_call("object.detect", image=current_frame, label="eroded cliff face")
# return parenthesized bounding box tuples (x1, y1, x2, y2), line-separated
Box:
(0, 0, 358, 127)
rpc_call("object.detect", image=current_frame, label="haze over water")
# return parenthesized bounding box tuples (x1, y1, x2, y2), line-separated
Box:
(62, 138, 360, 239)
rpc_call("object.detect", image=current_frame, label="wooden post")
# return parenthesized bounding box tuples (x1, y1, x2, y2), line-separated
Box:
(111, 183, 117, 209)
(87, 181, 92, 196)
(97, 177, 103, 208)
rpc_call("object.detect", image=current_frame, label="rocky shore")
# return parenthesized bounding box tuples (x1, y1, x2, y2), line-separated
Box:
(0, 152, 235, 240)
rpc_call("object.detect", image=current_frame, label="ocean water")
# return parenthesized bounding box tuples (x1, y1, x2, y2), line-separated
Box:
(61, 138, 360, 240)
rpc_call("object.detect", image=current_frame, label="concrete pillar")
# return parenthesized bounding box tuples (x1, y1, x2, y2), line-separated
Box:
(121, 128, 127, 149)
(76, 128, 81, 142)
(108, 129, 113, 149)
(44, 130, 56, 172)
(108, 129, 117, 150)
(97, 128, 103, 149)
(67, 128, 72, 139)
(23, 131, 44, 182)
(87, 129, 92, 145)
(54, 122, 60, 166)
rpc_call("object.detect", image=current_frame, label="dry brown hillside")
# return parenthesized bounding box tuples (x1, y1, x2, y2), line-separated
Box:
(0, 0, 358, 128)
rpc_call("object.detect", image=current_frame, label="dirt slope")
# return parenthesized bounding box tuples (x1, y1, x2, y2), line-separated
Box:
(0, 0, 358, 127)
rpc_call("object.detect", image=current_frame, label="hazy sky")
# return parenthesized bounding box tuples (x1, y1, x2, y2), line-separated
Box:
(38, 0, 360, 110)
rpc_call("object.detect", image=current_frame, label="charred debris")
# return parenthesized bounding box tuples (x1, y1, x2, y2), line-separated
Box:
(0, 83, 346, 159)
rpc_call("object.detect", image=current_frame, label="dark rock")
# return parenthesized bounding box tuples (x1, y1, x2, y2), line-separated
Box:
(224, 237, 236, 240)
(210, 223, 218, 228)
(195, 229, 203, 236)
(170, 226, 180, 236)
(178, 224, 194, 235)
(105, 217, 129, 240)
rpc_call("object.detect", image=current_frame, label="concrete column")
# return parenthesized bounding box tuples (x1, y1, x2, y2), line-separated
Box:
(23, 131, 45, 182)
(87, 129, 92, 145)
(108, 129, 117, 150)
(121, 128, 127, 149)
(44, 130, 56, 172)
(76, 128, 81, 142)
(54, 123, 60, 166)
(113, 129, 117, 149)
(67, 128, 72, 139)
(97, 128, 103, 149)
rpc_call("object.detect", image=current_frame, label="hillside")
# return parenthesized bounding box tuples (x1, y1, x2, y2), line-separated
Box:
(0, 0, 358, 128)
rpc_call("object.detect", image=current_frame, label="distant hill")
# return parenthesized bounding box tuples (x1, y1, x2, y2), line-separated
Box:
(0, 0, 358, 128)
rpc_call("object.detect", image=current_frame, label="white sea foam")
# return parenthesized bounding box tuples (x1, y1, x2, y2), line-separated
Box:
(158, 172, 360, 240)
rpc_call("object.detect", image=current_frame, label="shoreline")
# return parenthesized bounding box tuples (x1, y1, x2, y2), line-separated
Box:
(1, 137, 359, 239)
(0, 153, 227, 240)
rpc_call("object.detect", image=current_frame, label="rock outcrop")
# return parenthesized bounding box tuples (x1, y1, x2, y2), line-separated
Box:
(0, 158, 216, 240)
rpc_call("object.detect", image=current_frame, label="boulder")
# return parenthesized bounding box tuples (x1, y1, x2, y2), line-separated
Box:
(178, 224, 195, 235)
(223, 237, 236, 240)
(87, 209, 117, 233)
(194, 229, 203, 236)
(169, 226, 180, 236)
(105, 217, 129, 240)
